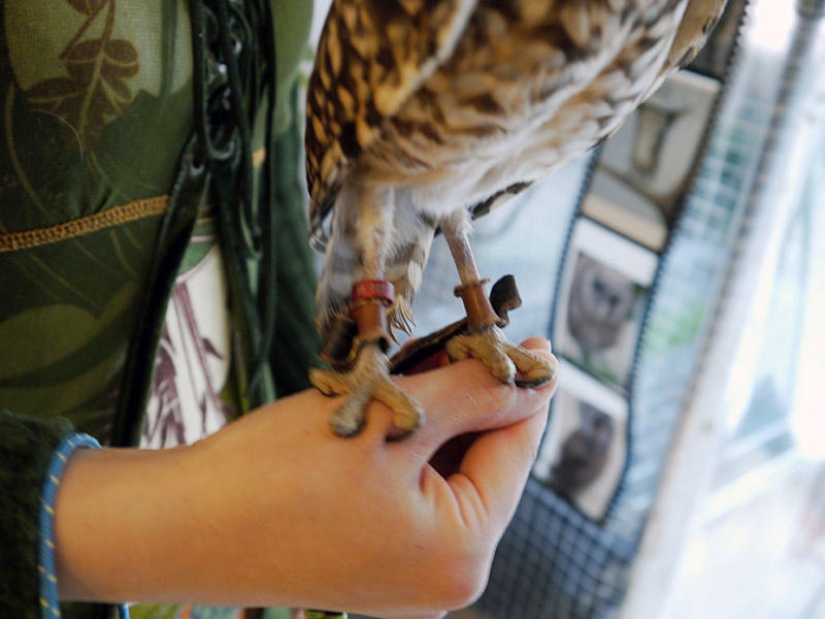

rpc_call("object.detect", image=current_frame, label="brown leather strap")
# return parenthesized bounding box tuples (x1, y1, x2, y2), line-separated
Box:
(454, 279, 500, 330)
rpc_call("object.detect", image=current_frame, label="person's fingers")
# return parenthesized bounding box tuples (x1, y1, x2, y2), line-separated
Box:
(399, 337, 557, 456)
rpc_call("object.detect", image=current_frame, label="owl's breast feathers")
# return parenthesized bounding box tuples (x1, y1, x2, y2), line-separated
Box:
(306, 0, 476, 221)
(305, 0, 727, 233)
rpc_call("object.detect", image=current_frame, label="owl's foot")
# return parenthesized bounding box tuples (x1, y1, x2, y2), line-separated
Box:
(313, 280, 424, 438)
(448, 279, 557, 388)
(311, 341, 425, 439)
(446, 324, 557, 388)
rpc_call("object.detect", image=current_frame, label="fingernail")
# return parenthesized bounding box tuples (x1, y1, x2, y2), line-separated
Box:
(521, 337, 552, 354)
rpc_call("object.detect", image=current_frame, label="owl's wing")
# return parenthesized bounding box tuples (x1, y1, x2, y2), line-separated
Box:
(305, 0, 478, 230)
(642, 0, 729, 98)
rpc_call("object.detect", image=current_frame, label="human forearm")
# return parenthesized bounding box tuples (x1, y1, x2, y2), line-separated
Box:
(54, 339, 558, 616)
(54, 444, 206, 603)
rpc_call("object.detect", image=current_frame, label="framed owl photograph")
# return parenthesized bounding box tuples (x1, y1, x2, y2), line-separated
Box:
(554, 218, 658, 392)
(533, 361, 628, 521)
(581, 69, 720, 250)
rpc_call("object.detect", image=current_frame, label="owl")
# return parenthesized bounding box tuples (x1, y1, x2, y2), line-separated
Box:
(567, 254, 637, 355)
(550, 401, 616, 497)
(306, 0, 728, 437)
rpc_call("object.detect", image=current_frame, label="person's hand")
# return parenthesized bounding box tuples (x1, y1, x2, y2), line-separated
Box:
(54, 338, 558, 618)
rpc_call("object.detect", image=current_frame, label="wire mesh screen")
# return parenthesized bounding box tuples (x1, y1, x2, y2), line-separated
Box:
(463, 1, 820, 617)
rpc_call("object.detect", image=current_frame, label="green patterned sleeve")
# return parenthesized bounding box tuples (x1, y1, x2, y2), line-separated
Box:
(0, 408, 74, 618)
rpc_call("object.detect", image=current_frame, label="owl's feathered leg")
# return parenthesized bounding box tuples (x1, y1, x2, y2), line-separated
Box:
(439, 211, 556, 388)
(310, 183, 424, 438)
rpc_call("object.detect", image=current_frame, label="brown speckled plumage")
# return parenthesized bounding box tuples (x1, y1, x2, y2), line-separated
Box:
(305, 0, 726, 437)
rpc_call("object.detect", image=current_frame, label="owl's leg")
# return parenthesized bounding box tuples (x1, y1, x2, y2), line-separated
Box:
(439, 211, 556, 387)
(310, 184, 424, 438)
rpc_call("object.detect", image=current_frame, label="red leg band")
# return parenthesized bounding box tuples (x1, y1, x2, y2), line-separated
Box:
(352, 279, 395, 305)
(349, 280, 394, 353)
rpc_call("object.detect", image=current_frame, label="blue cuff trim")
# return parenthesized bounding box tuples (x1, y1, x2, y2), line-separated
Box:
(38, 433, 130, 619)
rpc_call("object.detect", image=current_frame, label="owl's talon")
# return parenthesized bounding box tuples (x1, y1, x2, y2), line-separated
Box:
(311, 344, 424, 438)
(505, 342, 557, 387)
(309, 367, 347, 397)
(330, 390, 370, 437)
(446, 325, 557, 389)
(374, 378, 425, 438)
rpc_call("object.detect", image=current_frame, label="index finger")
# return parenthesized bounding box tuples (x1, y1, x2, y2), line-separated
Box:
(397, 338, 558, 458)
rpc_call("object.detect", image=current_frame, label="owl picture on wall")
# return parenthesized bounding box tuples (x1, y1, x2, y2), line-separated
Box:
(533, 361, 629, 520)
(549, 401, 616, 498)
(554, 219, 658, 391)
(567, 254, 640, 358)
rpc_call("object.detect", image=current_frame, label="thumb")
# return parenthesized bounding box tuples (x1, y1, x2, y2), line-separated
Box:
(450, 402, 549, 534)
